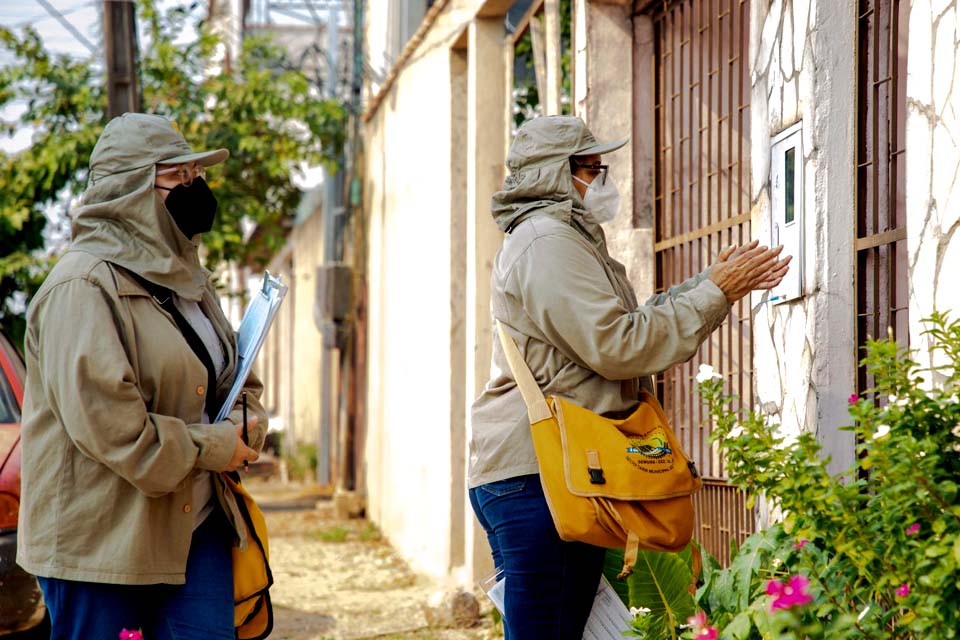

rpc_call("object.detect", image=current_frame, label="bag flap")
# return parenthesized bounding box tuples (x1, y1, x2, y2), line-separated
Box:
(554, 392, 702, 500)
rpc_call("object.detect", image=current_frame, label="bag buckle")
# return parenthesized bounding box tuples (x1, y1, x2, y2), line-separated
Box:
(588, 468, 606, 485)
(688, 461, 700, 478)
(586, 450, 606, 485)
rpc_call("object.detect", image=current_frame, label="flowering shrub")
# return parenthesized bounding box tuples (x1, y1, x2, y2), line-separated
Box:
(682, 313, 960, 639)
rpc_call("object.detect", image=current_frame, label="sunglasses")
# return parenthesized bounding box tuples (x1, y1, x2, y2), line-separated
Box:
(155, 164, 206, 190)
(572, 161, 609, 186)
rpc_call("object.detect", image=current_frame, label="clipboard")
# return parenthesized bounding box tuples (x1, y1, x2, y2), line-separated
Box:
(479, 568, 633, 639)
(215, 271, 288, 423)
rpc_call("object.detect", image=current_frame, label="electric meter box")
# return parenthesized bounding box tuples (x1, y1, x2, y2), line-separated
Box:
(769, 122, 804, 304)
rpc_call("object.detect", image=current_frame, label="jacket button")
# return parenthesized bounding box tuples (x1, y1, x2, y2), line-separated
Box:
(183, 504, 192, 513)
(196, 385, 205, 396)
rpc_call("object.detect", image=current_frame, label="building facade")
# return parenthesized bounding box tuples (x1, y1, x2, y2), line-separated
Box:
(361, 0, 960, 584)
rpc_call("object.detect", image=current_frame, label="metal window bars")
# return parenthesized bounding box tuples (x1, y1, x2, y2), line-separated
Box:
(855, 0, 910, 397)
(641, 0, 754, 565)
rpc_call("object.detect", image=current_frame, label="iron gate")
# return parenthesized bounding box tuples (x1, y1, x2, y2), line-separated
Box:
(638, 0, 754, 565)
(856, 0, 910, 394)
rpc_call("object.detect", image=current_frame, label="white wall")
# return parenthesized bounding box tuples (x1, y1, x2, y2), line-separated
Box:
(907, 0, 960, 377)
(364, 1, 478, 580)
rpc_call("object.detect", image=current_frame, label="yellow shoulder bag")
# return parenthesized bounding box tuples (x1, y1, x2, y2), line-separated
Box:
(497, 322, 703, 579)
(222, 473, 274, 640)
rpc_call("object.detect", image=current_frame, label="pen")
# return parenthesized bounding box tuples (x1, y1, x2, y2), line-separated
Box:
(242, 391, 249, 473)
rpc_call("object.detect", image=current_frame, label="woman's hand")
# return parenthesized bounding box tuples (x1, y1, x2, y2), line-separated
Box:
(709, 240, 792, 304)
(220, 418, 260, 472)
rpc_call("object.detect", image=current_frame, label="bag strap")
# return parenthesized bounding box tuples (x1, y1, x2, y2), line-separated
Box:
(127, 271, 221, 420)
(496, 322, 552, 424)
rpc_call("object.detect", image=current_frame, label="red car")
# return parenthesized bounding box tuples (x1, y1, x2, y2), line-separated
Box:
(0, 331, 46, 637)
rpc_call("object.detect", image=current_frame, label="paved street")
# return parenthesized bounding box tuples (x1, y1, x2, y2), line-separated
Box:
(250, 482, 499, 640)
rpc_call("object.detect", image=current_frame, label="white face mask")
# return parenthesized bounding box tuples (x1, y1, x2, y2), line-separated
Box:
(573, 174, 620, 224)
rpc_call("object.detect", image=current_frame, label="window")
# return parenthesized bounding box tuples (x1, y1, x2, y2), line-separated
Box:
(855, 0, 910, 395)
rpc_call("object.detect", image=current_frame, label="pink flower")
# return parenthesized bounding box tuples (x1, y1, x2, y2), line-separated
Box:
(793, 538, 809, 550)
(767, 575, 814, 611)
(686, 611, 718, 640)
(118, 630, 143, 640)
(686, 611, 707, 628)
(848, 394, 859, 404)
(905, 523, 920, 536)
(896, 583, 910, 598)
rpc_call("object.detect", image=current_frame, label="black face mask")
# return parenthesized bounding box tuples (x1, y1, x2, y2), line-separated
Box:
(159, 177, 219, 238)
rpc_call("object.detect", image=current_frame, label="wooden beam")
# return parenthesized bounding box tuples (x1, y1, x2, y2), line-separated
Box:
(452, 24, 469, 50)
(654, 212, 752, 252)
(477, 0, 514, 17)
(511, 0, 545, 44)
(854, 226, 907, 252)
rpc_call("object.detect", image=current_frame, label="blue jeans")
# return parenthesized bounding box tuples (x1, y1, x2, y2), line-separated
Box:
(470, 474, 606, 640)
(39, 507, 235, 640)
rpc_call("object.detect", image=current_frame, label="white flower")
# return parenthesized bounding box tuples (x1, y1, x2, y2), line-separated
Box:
(951, 424, 960, 438)
(872, 424, 891, 440)
(888, 394, 909, 407)
(857, 604, 871, 622)
(630, 606, 651, 618)
(696, 364, 723, 383)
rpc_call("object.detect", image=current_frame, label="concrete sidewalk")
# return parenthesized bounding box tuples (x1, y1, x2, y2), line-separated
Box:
(247, 480, 500, 640)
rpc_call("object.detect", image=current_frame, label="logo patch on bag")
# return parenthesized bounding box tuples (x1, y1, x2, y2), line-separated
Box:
(626, 428, 673, 459)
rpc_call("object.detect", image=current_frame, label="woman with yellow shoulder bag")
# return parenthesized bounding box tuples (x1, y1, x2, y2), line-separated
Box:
(468, 116, 791, 640)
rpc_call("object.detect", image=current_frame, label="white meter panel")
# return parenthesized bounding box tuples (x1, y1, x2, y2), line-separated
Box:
(769, 122, 803, 304)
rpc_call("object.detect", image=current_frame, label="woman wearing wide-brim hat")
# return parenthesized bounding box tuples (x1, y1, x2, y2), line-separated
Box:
(17, 113, 267, 640)
(469, 115, 790, 639)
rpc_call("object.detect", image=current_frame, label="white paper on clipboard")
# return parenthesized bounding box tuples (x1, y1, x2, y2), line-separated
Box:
(479, 570, 633, 639)
(214, 271, 288, 423)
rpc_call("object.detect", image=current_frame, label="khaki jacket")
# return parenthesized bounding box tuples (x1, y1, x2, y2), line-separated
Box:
(17, 115, 267, 585)
(468, 121, 729, 487)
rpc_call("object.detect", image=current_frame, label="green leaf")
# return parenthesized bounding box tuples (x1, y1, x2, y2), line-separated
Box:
(721, 611, 752, 640)
(724, 525, 785, 611)
(627, 549, 696, 639)
(602, 548, 630, 606)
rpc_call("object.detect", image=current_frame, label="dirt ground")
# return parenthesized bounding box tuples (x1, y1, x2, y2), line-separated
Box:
(249, 481, 501, 640)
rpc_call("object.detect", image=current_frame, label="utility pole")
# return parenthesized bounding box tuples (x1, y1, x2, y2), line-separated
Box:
(318, 2, 342, 487)
(103, 0, 141, 118)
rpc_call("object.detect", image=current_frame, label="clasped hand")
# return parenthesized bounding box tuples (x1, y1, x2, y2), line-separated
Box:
(708, 240, 792, 305)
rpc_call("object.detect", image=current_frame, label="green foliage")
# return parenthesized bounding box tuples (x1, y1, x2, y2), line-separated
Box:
(675, 312, 960, 639)
(627, 546, 698, 639)
(314, 525, 350, 543)
(607, 545, 700, 639)
(0, 25, 103, 346)
(0, 1, 346, 345)
(284, 442, 318, 482)
(512, 0, 572, 129)
(602, 547, 631, 605)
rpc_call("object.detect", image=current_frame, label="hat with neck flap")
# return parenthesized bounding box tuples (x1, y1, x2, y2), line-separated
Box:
(491, 115, 628, 233)
(70, 113, 229, 301)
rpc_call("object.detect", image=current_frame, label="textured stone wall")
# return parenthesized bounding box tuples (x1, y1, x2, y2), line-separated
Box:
(907, 1, 960, 377)
(751, 0, 859, 479)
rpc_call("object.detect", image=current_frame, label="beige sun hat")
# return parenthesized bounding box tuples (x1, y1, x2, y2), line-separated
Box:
(89, 112, 229, 181)
(505, 115, 628, 171)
